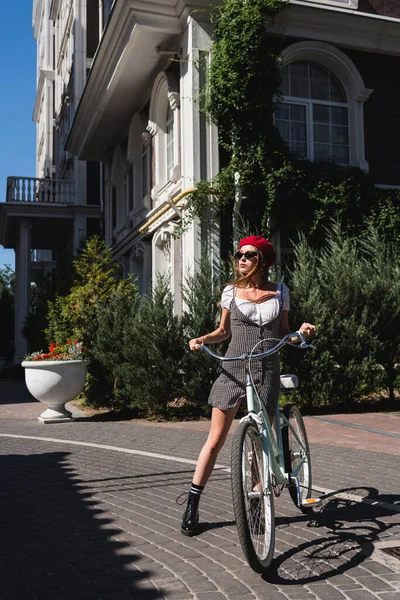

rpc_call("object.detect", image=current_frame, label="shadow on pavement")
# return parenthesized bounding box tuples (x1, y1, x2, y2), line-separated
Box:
(197, 520, 236, 534)
(0, 451, 163, 599)
(266, 486, 400, 585)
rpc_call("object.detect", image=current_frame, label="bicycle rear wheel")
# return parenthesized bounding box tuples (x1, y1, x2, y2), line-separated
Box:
(282, 403, 312, 510)
(231, 420, 275, 573)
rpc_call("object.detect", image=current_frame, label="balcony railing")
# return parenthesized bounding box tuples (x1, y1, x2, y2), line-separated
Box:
(6, 176, 75, 204)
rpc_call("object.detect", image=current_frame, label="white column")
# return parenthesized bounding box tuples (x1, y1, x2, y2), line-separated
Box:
(14, 220, 32, 364)
(180, 17, 220, 309)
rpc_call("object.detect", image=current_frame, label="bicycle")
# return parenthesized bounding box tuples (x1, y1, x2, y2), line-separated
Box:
(196, 332, 321, 574)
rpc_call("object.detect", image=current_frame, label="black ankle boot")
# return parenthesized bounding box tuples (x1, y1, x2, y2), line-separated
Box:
(181, 492, 200, 536)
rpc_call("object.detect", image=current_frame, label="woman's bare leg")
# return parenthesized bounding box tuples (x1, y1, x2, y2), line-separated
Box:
(192, 404, 241, 487)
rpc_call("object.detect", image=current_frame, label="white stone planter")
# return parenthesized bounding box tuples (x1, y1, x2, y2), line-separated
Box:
(21, 359, 88, 423)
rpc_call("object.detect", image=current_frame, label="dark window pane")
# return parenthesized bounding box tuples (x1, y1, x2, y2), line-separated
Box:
(314, 124, 330, 144)
(331, 106, 348, 126)
(310, 63, 330, 101)
(290, 104, 306, 122)
(291, 121, 307, 143)
(332, 145, 349, 164)
(276, 119, 290, 142)
(331, 125, 348, 145)
(275, 103, 289, 120)
(329, 74, 346, 102)
(313, 104, 330, 124)
(314, 143, 332, 162)
(289, 62, 309, 98)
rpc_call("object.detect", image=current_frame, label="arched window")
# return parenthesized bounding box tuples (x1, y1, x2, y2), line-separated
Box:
(276, 42, 372, 170)
(127, 113, 151, 216)
(275, 61, 349, 164)
(148, 72, 180, 191)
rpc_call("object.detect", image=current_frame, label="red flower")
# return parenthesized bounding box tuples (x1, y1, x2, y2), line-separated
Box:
(49, 343, 55, 354)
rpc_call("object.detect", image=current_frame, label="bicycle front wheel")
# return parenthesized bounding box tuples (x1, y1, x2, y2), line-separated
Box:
(282, 403, 312, 511)
(231, 420, 275, 573)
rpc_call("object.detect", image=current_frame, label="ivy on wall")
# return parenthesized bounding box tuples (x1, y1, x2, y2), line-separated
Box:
(178, 0, 400, 244)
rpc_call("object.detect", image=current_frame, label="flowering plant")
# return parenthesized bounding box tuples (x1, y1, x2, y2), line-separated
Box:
(24, 340, 88, 362)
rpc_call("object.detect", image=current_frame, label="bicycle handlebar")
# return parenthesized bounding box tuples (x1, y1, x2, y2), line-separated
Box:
(194, 331, 315, 362)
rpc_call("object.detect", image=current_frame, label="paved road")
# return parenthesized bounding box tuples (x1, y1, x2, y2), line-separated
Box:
(1, 381, 400, 600)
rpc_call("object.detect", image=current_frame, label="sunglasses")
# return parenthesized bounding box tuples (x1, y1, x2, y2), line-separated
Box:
(234, 251, 258, 261)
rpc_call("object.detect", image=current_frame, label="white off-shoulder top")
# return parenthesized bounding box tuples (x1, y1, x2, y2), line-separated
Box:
(220, 284, 290, 326)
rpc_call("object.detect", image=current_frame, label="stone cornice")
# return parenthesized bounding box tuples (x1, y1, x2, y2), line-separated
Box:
(33, 69, 55, 123)
(272, 3, 400, 55)
(32, 0, 43, 40)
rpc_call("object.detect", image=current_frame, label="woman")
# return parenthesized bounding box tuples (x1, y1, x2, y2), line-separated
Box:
(181, 235, 315, 536)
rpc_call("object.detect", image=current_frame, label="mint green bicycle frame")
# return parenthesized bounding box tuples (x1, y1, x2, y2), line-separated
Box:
(244, 369, 307, 504)
(199, 331, 312, 505)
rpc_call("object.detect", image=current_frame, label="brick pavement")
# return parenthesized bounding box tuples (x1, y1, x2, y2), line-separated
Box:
(1, 381, 400, 600)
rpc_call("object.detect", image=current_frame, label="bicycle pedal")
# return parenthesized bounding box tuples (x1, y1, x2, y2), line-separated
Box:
(301, 497, 322, 508)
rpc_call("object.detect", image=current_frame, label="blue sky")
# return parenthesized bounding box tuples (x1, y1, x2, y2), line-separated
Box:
(0, 0, 37, 271)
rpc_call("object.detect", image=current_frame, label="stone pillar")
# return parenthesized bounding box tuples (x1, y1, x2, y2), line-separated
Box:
(14, 220, 32, 364)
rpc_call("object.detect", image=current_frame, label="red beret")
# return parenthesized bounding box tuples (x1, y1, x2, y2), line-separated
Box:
(238, 236, 276, 267)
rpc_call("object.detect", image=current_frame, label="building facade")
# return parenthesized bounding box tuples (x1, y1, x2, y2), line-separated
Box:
(0, 0, 102, 363)
(66, 0, 400, 297)
(1, 0, 400, 363)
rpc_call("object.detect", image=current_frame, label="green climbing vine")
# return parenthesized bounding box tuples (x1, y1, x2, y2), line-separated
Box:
(177, 0, 400, 244)
(177, 0, 287, 235)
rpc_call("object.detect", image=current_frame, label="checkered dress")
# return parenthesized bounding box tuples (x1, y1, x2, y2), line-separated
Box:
(208, 284, 283, 415)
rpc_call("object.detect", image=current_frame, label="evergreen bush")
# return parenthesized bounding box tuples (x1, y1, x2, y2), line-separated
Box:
(86, 286, 138, 409)
(359, 224, 400, 402)
(181, 253, 224, 412)
(283, 221, 399, 409)
(118, 275, 185, 417)
(46, 236, 136, 348)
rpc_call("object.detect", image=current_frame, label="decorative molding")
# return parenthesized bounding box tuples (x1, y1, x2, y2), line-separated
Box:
(148, 71, 180, 136)
(130, 242, 145, 259)
(168, 90, 181, 111)
(33, 69, 55, 123)
(142, 132, 152, 147)
(272, 3, 400, 57)
(293, 0, 358, 9)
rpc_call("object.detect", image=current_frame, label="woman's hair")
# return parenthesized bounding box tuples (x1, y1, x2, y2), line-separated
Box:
(224, 248, 269, 288)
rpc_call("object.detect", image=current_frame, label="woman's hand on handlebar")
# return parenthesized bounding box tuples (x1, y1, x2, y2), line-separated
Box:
(189, 337, 204, 351)
(299, 322, 316, 337)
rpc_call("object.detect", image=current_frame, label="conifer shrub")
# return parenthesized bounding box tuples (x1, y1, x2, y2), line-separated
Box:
(282, 222, 399, 409)
(87, 288, 139, 409)
(181, 253, 224, 413)
(46, 236, 136, 348)
(117, 275, 185, 417)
